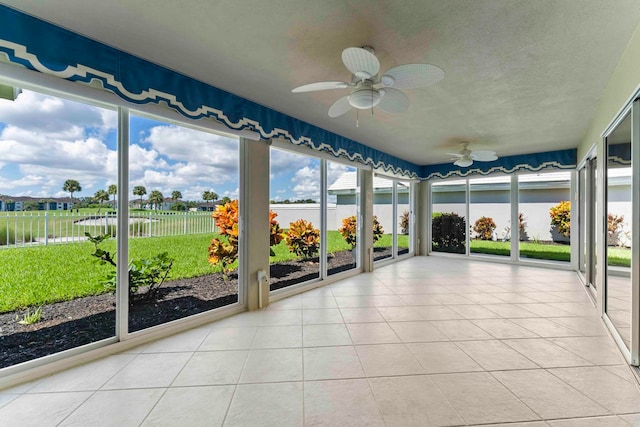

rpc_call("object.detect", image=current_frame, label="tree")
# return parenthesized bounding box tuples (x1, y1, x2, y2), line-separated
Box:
(63, 179, 81, 202)
(93, 189, 109, 213)
(220, 196, 232, 204)
(171, 190, 182, 202)
(133, 186, 147, 208)
(148, 190, 164, 210)
(202, 190, 219, 210)
(107, 184, 117, 208)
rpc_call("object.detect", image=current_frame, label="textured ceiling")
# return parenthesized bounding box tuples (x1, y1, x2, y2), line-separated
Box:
(4, 0, 640, 165)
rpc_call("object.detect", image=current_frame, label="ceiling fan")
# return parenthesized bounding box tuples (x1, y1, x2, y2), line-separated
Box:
(292, 46, 444, 118)
(447, 142, 498, 167)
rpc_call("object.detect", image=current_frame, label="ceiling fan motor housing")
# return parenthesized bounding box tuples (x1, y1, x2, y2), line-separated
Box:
(349, 87, 381, 109)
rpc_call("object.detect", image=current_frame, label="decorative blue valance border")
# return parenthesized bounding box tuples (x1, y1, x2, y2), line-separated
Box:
(422, 148, 577, 180)
(608, 142, 631, 166)
(0, 5, 422, 178)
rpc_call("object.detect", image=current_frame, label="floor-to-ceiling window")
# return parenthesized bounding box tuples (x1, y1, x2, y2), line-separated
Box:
(469, 175, 511, 258)
(396, 180, 412, 256)
(431, 180, 466, 254)
(128, 112, 240, 333)
(0, 89, 118, 367)
(328, 161, 360, 276)
(517, 171, 572, 263)
(604, 111, 633, 350)
(578, 154, 597, 291)
(373, 175, 394, 262)
(269, 148, 321, 291)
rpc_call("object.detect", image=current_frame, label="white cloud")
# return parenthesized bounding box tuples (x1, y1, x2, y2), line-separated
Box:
(328, 162, 352, 187)
(0, 90, 240, 200)
(270, 149, 314, 177)
(0, 90, 115, 138)
(291, 165, 320, 200)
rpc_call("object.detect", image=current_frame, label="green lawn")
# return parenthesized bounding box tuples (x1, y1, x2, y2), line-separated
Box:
(0, 231, 410, 312)
(0, 234, 221, 312)
(469, 240, 631, 267)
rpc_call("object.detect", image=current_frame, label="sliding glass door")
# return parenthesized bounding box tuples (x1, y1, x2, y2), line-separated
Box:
(604, 111, 633, 351)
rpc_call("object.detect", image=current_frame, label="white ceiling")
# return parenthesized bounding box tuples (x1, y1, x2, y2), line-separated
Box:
(5, 0, 640, 165)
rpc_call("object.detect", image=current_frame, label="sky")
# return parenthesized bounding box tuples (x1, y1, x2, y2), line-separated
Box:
(0, 89, 354, 203)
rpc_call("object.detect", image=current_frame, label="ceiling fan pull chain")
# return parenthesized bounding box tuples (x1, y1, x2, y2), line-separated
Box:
(356, 109, 359, 128)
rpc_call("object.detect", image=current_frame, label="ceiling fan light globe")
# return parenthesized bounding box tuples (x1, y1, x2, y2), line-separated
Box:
(349, 89, 381, 109)
(381, 75, 395, 87)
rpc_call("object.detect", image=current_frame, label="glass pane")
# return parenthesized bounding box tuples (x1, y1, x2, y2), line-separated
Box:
(592, 157, 598, 288)
(469, 175, 511, 257)
(606, 112, 632, 349)
(517, 171, 571, 263)
(0, 89, 117, 367)
(578, 166, 587, 275)
(396, 180, 411, 256)
(328, 162, 359, 276)
(269, 148, 321, 290)
(431, 180, 466, 254)
(128, 113, 239, 333)
(373, 175, 393, 261)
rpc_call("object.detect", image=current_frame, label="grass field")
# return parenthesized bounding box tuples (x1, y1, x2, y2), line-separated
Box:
(469, 240, 631, 267)
(0, 231, 409, 312)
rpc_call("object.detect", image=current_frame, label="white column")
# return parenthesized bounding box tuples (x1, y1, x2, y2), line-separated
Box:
(116, 106, 129, 339)
(417, 180, 431, 256)
(510, 174, 519, 261)
(630, 99, 639, 365)
(239, 137, 271, 310)
(360, 169, 374, 272)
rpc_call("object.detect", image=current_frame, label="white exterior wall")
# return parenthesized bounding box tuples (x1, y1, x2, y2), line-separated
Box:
(270, 204, 336, 230)
(372, 204, 410, 234)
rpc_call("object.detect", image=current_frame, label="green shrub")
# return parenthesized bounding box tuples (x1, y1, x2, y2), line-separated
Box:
(473, 216, 496, 240)
(549, 201, 571, 237)
(0, 224, 33, 245)
(372, 215, 384, 243)
(518, 212, 528, 241)
(400, 210, 410, 235)
(87, 232, 173, 302)
(286, 219, 320, 259)
(338, 215, 385, 248)
(432, 212, 466, 253)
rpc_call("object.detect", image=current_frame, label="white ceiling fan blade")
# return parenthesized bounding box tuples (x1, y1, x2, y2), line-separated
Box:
(342, 47, 380, 80)
(292, 81, 350, 93)
(377, 88, 410, 114)
(471, 150, 498, 161)
(380, 64, 445, 89)
(454, 158, 473, 167)
(328, 96, 352, 117)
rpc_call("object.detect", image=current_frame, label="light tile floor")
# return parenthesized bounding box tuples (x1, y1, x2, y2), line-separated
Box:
(1, 256, 639, 426)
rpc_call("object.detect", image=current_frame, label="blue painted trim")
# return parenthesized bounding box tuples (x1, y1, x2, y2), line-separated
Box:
(422, 149, 577, 180)
(0, 5, 421, 177)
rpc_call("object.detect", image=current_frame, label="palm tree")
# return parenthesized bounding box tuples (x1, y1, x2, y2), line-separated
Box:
(107, 184, 117, 209)
(148, 190, 164, 211)
(132, 185, 147, 209)
(62, 179, 81, 205)
(202, 190, 218, 211)
(171, 190, 182, 202)
(93, 189, 109, 213)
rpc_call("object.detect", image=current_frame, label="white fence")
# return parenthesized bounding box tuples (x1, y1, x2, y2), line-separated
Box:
(0, 211, 216, 248)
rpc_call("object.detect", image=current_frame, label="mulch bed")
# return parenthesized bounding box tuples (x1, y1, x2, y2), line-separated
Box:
(0, 247, 396, 368)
